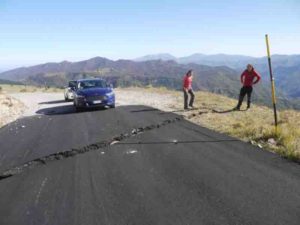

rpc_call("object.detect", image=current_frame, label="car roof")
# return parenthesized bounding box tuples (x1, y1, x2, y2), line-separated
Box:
(77, 78, 105, 82)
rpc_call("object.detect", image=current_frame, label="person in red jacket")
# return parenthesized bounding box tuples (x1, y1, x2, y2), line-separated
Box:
(235, 64, 261, 110)
(183, 70, 195, 109)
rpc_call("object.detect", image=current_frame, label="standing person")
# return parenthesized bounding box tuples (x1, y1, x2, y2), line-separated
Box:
(183, 70, 195, 110)
(235, 64, 261, 110)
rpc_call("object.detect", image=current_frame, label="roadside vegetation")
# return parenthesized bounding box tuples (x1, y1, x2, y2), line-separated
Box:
(0, 84, 62, 128)
(0, 92, 25, 128)
(117, 87, 300, 162)
(0, 84, 62, 94)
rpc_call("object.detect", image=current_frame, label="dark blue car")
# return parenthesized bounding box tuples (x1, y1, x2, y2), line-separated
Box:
(73, 78, 115, 111)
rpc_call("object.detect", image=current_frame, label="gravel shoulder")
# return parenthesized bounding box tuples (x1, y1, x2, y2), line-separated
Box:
(0, 94, 25, 128)
(0, 89, 180, 128)
(7, 88, 180, 118)
(9, 92, 69, 117)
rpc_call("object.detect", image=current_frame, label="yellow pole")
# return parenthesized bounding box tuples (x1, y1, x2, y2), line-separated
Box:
(265, 34, 278, 131)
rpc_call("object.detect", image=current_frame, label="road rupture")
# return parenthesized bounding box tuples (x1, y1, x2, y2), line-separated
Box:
(0, 117, 182, 180)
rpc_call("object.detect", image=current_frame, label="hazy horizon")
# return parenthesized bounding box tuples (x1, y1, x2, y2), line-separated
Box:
(1, 52, 300, 72)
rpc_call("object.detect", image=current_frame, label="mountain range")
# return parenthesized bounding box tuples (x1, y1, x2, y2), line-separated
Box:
(135, 53, 300, 100)
(135, 53, 300, 69)
(0, 54, 299, 109)
(0, 57, 243, 94)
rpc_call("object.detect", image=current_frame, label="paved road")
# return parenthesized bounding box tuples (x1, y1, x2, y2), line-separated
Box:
(0, 101, 300, 225)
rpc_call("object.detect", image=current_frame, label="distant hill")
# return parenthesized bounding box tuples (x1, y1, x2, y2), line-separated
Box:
(2, 57, 243, 93)
(135, 53, 300, 70)
(178, 54, 256, 68)
(134, 53, 256, 68)
(1, 58, 134, 82)
(273, 64, 300, 98)
(0, 56, 298, 109)
(135, 53, 177, 62)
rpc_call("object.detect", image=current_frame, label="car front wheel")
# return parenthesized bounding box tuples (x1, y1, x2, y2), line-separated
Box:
(75, 106, 83, 112)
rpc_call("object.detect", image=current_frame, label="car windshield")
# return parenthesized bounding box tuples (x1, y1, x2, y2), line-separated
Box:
(78, 80, 106, 89)
(68, 81, 77, 88)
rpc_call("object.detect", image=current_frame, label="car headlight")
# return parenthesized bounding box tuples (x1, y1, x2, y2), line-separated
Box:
(106, 92, 114, 97)
(76, 94, 85, 98)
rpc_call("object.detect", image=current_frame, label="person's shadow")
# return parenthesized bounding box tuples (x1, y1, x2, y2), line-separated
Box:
(212, 108, 247, 114)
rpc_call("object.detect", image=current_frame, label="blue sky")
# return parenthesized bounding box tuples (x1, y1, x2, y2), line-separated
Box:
(0, 0, 299, 69)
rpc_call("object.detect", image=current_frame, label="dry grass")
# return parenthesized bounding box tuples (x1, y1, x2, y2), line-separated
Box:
(121, 87, 300, 161)
(190, 93, 300, 161)
(0, 84, 62, 128)
(0, 93, 25, 128)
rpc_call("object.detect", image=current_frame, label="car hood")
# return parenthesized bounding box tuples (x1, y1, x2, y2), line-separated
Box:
(77, 88, 112, 96)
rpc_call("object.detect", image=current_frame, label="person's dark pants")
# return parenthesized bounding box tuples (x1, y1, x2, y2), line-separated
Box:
(236, 86, 253, 109)
(183, 89, 195, 109)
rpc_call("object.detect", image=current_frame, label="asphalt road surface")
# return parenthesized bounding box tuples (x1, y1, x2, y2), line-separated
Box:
(0, 102, 300, 225)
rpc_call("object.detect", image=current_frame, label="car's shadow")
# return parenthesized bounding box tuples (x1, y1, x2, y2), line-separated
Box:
(36, 105, 107, 115)
(131, 108, 159, 113)
(39, 100, 70, 105)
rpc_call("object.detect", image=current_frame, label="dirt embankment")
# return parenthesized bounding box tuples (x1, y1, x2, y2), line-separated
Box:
(0, 94, 26, 128)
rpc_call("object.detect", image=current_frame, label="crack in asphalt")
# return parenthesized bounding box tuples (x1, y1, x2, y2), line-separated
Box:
(114, 139, 239, 145)
(0, 116, 182, 180)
